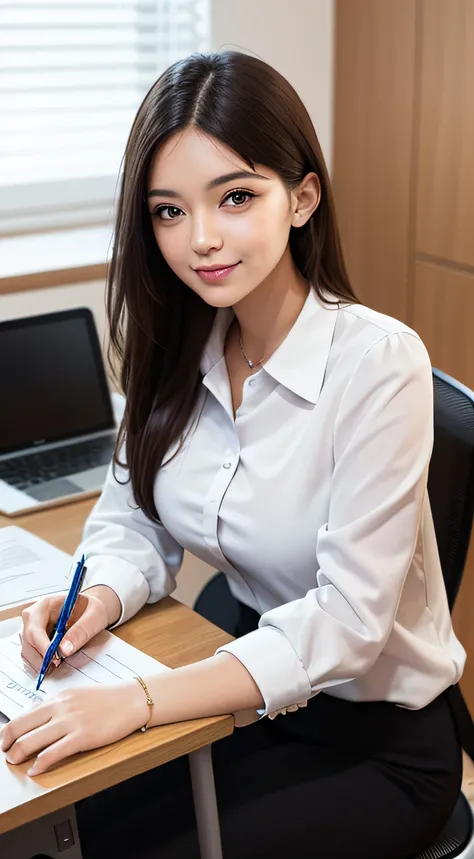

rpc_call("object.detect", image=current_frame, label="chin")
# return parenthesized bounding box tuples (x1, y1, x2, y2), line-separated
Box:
(193, 283, 255, 308)
(201, 293, 240, 308)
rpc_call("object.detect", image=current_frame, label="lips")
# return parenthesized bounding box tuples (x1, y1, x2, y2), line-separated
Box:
(194, 262, 241, 282)
(195, 263, 235, 271)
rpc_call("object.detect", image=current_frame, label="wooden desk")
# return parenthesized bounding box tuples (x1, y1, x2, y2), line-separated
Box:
(0, 496, 97, 558)
(0, 500, 234, 858)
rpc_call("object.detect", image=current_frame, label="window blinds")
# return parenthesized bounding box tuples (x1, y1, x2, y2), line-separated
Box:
(0, 0, 210, 234)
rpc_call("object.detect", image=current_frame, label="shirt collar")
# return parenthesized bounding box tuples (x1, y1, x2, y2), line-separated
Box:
(200, 287, 340, 405)
(200, 306, 234, 377)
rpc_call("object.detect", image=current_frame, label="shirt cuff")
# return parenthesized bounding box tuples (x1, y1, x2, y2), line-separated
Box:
(79, 554, 150, 628)
(215, 625, 312, 717)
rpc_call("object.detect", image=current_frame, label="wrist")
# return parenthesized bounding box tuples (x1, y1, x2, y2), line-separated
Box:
(83, 584, 122, 627)
(131, 676, 155, 731)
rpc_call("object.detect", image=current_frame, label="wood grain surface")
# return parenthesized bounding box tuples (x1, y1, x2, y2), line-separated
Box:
(333, 0, 416, 320)
(416, 0, 474, 268)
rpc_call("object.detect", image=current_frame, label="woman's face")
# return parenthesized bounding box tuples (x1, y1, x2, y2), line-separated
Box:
(147, 127, 303, 308)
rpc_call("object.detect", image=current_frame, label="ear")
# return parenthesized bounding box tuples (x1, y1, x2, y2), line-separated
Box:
(291, 172, 321, 227)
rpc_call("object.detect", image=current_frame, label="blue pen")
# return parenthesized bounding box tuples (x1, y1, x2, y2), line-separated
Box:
(35, 554, 87, 691)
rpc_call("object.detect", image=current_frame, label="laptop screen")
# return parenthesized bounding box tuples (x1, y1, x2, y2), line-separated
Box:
(0, 308, 115, 455)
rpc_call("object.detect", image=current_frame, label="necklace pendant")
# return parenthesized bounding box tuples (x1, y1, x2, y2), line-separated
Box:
(247, 359, 254, 368)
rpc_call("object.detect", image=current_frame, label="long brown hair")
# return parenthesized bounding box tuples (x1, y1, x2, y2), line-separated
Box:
(108, 50, 357, 521)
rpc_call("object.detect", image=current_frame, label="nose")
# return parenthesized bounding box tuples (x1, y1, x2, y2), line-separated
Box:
(190, 210, 223, 256)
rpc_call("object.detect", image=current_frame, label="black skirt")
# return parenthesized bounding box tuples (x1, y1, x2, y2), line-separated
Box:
(77, 593, 464, 859)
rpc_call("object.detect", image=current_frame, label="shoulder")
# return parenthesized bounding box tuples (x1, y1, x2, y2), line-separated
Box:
(332, 302, 431, 369)
(338, 301, 419, 339)
(320, 301, 433, 410)
(325, 302, 434, 422)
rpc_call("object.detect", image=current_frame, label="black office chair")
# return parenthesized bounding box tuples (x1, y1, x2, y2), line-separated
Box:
(194, 367, 474, 858)
(413, 368, 474, 859)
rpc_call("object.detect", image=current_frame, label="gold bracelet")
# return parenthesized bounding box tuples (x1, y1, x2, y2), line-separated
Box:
(134, 676, 154, 732)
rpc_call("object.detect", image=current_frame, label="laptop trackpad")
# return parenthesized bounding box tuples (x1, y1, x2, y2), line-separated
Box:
(72, 465, 108, 491)
(26, 466, 108, 501)
(27, 478, 82, 501)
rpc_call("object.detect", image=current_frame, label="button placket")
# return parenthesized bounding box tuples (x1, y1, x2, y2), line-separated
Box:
(238, 371, 272, 418)
(202, 429, 239, 553)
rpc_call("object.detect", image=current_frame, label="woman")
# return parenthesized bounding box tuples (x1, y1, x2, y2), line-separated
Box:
(1, 51, 466, 858)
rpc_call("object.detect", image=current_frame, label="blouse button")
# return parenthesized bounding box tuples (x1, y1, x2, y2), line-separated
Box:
(223, 462, 232, 469)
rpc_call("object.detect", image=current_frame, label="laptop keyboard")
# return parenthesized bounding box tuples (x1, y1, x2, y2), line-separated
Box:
(0, 435, 116, 492)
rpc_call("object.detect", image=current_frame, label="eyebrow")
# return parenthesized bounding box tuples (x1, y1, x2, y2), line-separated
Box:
(147, 170, 270, 199)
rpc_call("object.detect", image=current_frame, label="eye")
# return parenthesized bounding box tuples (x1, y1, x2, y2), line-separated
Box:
(222, 189, 256, 207)
(151, 205, 184, 221)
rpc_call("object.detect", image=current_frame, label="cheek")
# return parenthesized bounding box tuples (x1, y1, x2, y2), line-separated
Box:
(241, 207, 291, 259)
(152, 224, 186, 269)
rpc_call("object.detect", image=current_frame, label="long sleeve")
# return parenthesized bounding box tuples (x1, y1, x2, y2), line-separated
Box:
(75, 455, 184, 626)
(216, 331, 435, 716)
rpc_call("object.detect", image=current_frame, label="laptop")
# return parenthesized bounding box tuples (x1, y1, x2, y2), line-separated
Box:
(0, 307, 119, 516)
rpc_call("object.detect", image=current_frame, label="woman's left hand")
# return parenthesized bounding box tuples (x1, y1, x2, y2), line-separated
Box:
(0, 681, 149, 777)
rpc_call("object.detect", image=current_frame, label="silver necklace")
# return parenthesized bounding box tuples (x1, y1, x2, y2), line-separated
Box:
(238, 336, 270, 369)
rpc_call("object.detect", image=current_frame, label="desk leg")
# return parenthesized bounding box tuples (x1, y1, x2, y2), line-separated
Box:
(189, 745, 223, 859)
(0, 804, 82, 858)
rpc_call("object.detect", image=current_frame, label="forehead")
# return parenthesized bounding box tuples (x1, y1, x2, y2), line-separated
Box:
(148, 127, 277, 186)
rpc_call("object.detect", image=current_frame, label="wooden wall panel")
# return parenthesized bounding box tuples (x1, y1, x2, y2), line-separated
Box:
(413, 260, 474, 387)
(416, 0, 474, 267)
(333, 0, 416, 319)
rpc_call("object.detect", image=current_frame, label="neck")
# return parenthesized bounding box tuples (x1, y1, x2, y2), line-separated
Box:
(232, 249, 310, 363)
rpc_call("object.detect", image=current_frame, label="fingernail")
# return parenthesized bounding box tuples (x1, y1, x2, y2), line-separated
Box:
(60, 641, 73, 656)
(27, 766, 39, 777)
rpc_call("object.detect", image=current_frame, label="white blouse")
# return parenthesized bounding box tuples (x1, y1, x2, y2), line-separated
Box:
(76, 288, 466, 717)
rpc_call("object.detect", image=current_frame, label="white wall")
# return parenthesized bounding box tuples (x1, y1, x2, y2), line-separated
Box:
(211, 0, 334, 171)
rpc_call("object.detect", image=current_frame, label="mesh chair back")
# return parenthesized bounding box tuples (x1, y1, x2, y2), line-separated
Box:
(428, 369, 474, 609)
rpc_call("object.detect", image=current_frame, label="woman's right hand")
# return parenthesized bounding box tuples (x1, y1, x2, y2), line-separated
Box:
(20, 585, 121, 673)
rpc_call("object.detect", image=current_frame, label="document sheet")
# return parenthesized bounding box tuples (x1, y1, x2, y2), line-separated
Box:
(0, 526, 71, 609)
(0, 617, 170, 721)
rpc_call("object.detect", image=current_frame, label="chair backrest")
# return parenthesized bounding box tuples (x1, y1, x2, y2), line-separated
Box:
(428, 368, 474, 609)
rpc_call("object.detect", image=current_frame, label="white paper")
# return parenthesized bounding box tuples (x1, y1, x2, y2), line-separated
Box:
(0, 526, 71, 609)
(0, 617, 170, 720)
(0, 480, 38, 515)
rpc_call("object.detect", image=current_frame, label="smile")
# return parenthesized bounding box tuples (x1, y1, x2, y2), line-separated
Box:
(194, 262, 241, 282)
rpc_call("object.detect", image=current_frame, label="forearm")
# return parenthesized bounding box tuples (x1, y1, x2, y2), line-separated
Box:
(143, 653, 264, 726)
(83, 584, 122, 627)
(84, 588, 265, 723)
